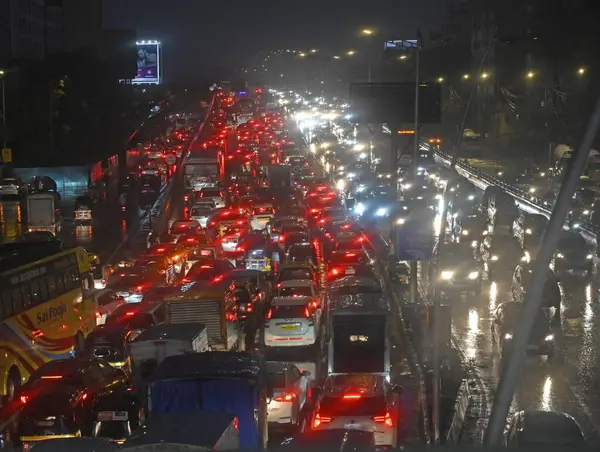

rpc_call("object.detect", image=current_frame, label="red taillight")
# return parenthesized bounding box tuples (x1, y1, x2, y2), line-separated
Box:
(343, 394, 362, 400)
(212, 275, 224, 283)
(126, 311, 135, 316)
(274, 393, 295, 402)
(346, 252, 357, 257)
(342, 224, 351, 229)
(373, 412, 394, 427)
(357, 237, 365, 243)
(330, 268, 340, 276)
(95, 311, 102, 318)
(135, 285, 144, 292)
(20, 395, 28, 404)
(310, 208, 319, 213)
(277, 282, 282, 288)
(200, 264, 213, 269)
(304, 307, 310, 318)
(266, 308, 272, 319)
(313, 413, 331, 428)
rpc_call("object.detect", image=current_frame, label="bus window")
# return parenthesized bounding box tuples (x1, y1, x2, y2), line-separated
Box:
(47, 277, 57, 298)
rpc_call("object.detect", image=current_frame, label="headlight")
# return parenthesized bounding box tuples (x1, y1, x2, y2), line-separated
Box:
(525, 228, 532, 235)
(587, 254, 593, 260)
(468, 194, 475, 200)
(376, 208, 388, 217)
(396, 218, 406, 225)
(471, 240, 478, 248)
(522, 251, 531, 263)
(468, 271, 479, 280)
(462, 230, 469, 236)
(440, 270, 454, 280)
(354, 202, 366, 216)
(583, 210, 590, 215)
(504, 333, 513, 340)
(529, 187, 536, 193)
(545, 334, 554, 342)
(556, 253, 564, 258)
(490, 255, 499, 261)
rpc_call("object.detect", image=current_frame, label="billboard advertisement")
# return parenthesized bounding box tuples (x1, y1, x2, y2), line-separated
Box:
(133, 40, 161, 84)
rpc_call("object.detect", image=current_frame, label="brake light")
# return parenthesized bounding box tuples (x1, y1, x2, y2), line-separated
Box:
(125, 311, 135, 316)
(357, 237, 365, 243)
(310, 208, 319, 213)
(330, 268, 340, 276)
(304, 307, 311, 318)
(156, 248, 165, 253)
(343, 394, 362, 400)
(346, 252, 357, 257)
(373, 412, 394, 427)
(277, 282, 282, 288)
(311, 301, 318, 308)
(313, 413, 331, 428)
(342, 224, 351, 229)
(135, 286, 144, 292)
(266, 308, 272, 319)
(20, 395, 29, 404)
(274, 393, 295, 402)
(95, 311, 102, 318)
(212, 275, 224, 283)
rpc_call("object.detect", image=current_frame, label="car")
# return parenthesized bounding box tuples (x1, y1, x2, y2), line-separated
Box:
(276, 263, 318, 288)
(504, 411, 586, 446)
(264, 296, 321, 347)
(251, 204, 276, 231)
(310, 374, 402, 448)
(285, 242, 318, 265)
(437, 243, 482, 293)
(266, 361, 312, 431)
(511, 265, 561, 310)
(189, 205, 213, 228)
(327, 250, 373, 281)
(145, 243, 188, 274)
(184, 258, 235, 283)
(169, 219, 201, 242)
(104, 302, 167, 340)
(105, 268, 166, 303)
(16, 358, 143, 447)
(491, 302, 555, 358)
(88, 288, 127, 326)
(278, 279, 319, 299)
(199, 186, 225, 208)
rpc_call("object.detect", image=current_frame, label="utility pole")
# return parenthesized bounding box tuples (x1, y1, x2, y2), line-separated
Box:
(1, 71, 6, 149)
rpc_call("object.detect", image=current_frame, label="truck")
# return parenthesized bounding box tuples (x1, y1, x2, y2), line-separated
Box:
(26, 192, 61, 234)
(325, 285, 390, 378)
(163, 285, 244, 351)
(147, 352, 269, 450)
(184, 148, 221, 188)
(265, 164, 292, 190)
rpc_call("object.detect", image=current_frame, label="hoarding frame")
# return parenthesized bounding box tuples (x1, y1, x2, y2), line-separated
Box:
(133, 40, 162, 85)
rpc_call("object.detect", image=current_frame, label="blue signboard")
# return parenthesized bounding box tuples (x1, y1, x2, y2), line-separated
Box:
(395, 207, 436, 261)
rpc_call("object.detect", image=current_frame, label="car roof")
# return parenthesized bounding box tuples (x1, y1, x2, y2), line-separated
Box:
(279, 279, 314, 288)
(271, 296, 313, 306)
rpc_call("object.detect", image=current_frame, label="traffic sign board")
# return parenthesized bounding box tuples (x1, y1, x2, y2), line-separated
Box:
(395, 207, 436, 261)
(165, 153, 177, 165)
(1, 148, 12, 164)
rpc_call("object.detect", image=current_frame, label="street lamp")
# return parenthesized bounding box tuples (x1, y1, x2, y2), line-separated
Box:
(333, 56, 341, 60)
(578, 67, 586, 75)
(298, 52, 307, 57)
(0, 70, 5, 149)
(437, 77, 444, 83)
(526, 71, 535, 79)
(480, 72, 490, 80)
(361, 28, 375, 36)
(462, 74, 470, 79)
(347, 50, 356, 56)
(310, 49, 318, 53)
(399, 55, 407, 60)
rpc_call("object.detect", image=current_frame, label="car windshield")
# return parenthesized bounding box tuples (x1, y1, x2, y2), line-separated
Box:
(280, 268, 312, 280)
(318, 395, 386, 417)
(280, 286, 312, 297)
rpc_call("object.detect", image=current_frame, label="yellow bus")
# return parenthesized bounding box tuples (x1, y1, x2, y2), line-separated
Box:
(0, 246, 96, 401)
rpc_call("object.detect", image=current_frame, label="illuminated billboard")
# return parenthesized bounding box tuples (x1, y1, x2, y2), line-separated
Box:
(133, 40, 162, 84)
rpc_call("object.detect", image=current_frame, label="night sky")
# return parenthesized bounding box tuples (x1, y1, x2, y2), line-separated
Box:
(104, 0, 452, 80)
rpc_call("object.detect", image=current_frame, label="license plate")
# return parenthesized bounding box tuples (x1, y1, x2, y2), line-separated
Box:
(98, 411, 128, 422)
(281, 325, 298, 330)
(344, 423, 361, 429)
(345, 268, 356, 275)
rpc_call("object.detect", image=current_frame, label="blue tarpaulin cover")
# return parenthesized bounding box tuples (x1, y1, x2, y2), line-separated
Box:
(151, 378, 258, 449)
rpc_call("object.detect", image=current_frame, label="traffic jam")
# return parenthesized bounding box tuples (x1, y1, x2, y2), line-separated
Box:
(0, 88, 402, 451)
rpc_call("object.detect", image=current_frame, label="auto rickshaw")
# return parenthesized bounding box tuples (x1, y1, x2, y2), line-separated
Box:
(74, 195, 94, 224)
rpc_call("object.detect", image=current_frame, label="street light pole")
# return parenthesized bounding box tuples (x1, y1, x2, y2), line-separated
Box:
(0, 71, 5, 149)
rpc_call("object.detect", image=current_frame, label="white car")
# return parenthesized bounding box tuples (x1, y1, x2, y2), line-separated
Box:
(266, 361, 311, 429)
(88, 289, 127, 326)
(277, 279, 319, 299)
(169, 219, 201, 243)
(221, 232, 240, 253)
(199, 186, 225, 208)
(311, 374, 402, 448)
(190, 205, 212, 228)
(250, 204, 275, 231)
(264, 296, 321, 347)
(0, 178, 20, 197)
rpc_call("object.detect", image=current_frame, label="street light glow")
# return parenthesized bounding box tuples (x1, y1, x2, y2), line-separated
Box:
(526, 71, 535, 79)
(347, 50, 356, 56)
(578, 67, 586, 75)
(480, 72, 490, 79)
(298, 52, 306, 57)
(362, 29, 375, 36)
(310, 49, 318, 53)
(399, 55, 407, 60)
(333, 55, 341, 60)
(0, 70, 4, 76)
(462, 74, 470, 79)
(437, 77, 444, 83)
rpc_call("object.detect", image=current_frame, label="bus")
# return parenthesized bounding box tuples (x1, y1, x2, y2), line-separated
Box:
(0, 244, 97, 401)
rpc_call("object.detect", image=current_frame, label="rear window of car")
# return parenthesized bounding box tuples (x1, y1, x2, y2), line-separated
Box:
(191, 208, 212, 216)
(280, 287, 312, 297)
(280, 269, 312, 280)
(271, 305, 307, 319)
(253, 207, 274, 215)
(318, 396, 387, 417)
(201, 188, 221, 197)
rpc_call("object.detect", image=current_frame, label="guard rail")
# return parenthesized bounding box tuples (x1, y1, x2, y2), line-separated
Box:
(430, 147, 599, 246)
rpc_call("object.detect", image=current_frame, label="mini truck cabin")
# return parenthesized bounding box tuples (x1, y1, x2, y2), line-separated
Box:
(327, 293, 390, 377)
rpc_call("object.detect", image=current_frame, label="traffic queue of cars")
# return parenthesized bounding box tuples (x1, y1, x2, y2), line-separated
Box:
(0, 92, 399, 451)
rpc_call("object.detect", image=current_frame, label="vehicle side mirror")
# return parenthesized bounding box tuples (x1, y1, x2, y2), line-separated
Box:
(392, 385, 403, 395)
(301, 370, 311, 377)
